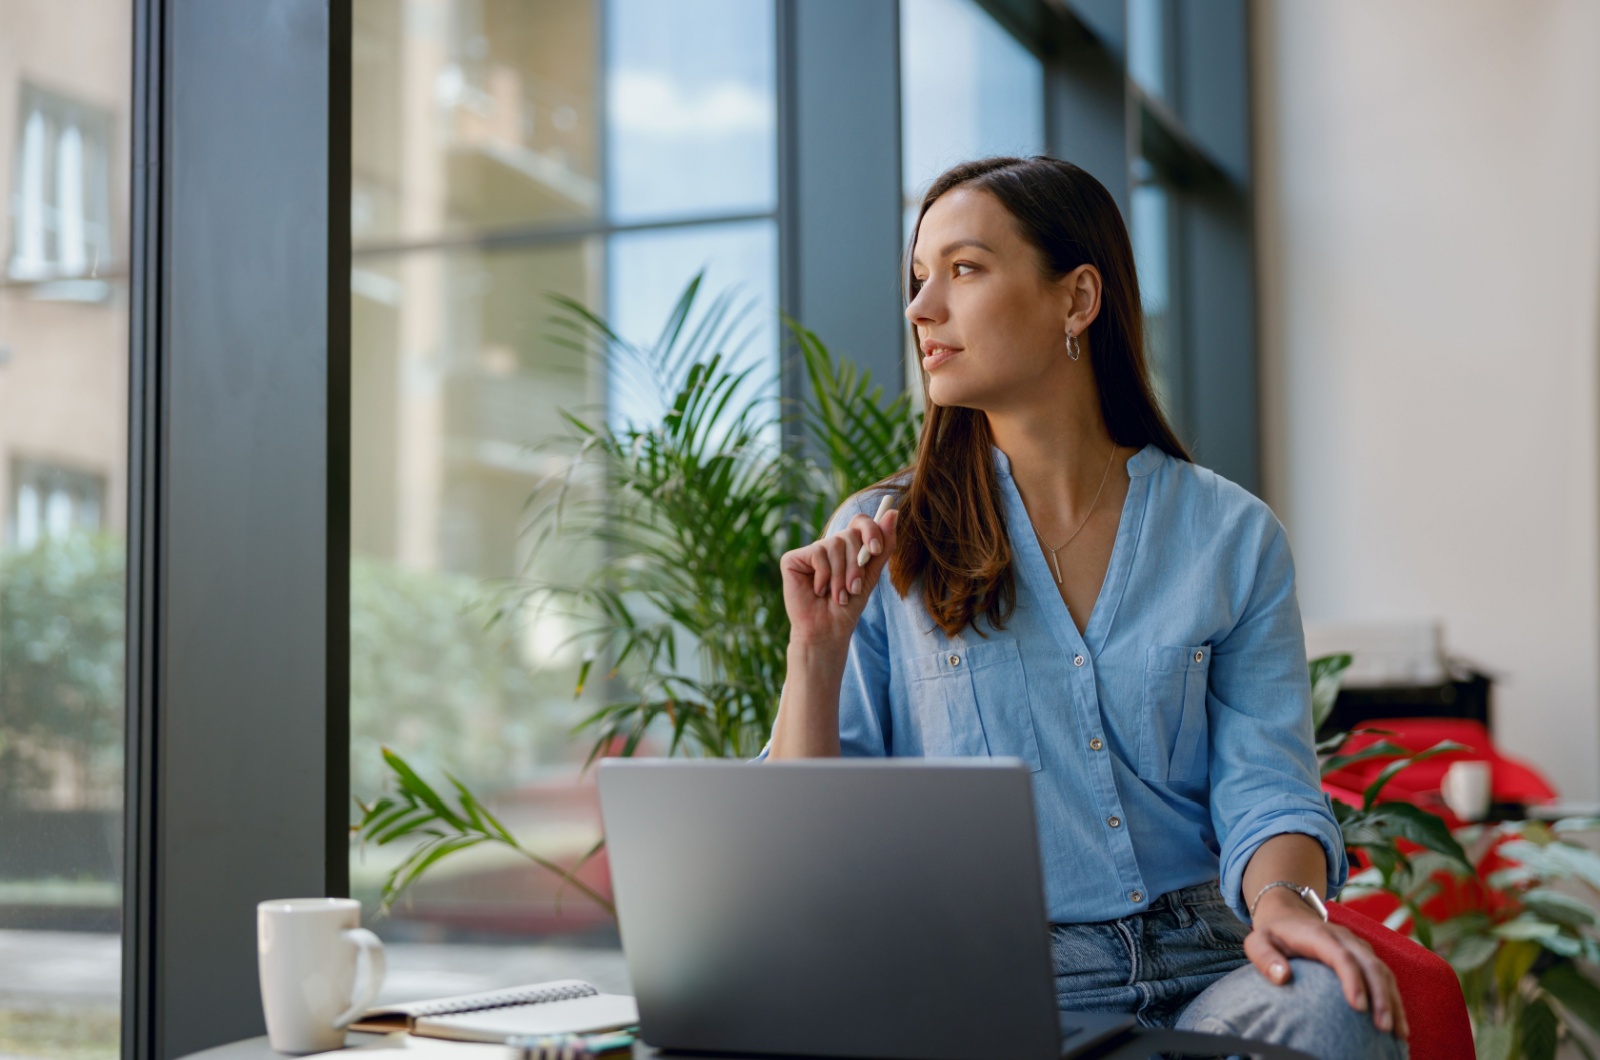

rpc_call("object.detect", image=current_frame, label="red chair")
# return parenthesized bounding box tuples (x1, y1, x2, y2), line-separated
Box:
(1326, 901, 1474, 1060)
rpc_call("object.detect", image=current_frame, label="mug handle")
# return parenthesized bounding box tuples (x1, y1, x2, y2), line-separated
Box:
(332, 927, 387, 1030)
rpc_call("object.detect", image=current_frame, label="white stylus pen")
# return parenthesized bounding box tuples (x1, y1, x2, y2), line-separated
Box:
(856, 494, 895, 567)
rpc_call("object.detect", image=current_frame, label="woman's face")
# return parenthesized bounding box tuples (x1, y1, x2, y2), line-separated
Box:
(905, 185, 1077, 412)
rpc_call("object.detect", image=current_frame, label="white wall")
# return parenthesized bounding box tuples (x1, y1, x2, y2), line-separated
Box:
(1254, 0, 1600, 802)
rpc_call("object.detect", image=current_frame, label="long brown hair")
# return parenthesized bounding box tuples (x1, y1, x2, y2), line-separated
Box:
(886, 155, 1191, 638)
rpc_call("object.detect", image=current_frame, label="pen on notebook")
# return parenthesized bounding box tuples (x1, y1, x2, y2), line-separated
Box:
(856, 494, 895, 567)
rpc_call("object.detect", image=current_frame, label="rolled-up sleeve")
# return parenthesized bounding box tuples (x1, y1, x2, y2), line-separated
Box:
(1207, 519, 1348, 923)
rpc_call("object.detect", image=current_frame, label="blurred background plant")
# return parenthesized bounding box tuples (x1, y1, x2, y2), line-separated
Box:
(355, 272, 921, 912)
(0, 533, 125, 814)
(1313, 652, 1600, 1060)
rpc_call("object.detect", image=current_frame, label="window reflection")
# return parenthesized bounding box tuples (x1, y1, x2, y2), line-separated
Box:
(351, 0, 777, 999)
(352, 0, 602, 245)
(606, 0, 776, 224)
(1131, 179, 1178, 424)
(605, 219, 778, 437)
(1128, 0, 1168, 100)
(0, 5, 130, 1057)
(899, 0, 1043, 395)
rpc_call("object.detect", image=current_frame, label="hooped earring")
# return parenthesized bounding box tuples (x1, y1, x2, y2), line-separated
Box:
(1065, 330, 1081, 361)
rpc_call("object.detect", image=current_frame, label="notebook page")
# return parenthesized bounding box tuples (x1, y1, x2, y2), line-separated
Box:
(412, 994, 639, 1044)
(349, 980, 599, 1031)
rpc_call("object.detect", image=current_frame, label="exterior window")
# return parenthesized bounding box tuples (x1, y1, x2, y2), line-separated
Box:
(0, 10, 130, 1056)
(1128, 0, 1169, 100)
(899, 0, 1043, 395)
(7, 459, 107, 551)
(8, 84, 114, 298)
(1130, 178, 1177, 423)
(350, 0, 776, 998)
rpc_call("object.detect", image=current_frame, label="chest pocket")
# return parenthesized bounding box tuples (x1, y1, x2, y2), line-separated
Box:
(909, 638, 1042, 772)
(1140, 644, 1212, 784)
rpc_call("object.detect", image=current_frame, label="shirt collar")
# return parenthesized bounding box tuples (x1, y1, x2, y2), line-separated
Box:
(990, 441, 1164, 478)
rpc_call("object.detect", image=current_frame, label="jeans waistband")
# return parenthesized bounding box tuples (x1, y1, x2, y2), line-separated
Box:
(1147, 878, 1226, 911)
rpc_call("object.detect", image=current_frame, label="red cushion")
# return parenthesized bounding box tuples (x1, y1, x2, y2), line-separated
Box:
(1321, 717, 1558, 822)
(1327, 902, 1473, 1060)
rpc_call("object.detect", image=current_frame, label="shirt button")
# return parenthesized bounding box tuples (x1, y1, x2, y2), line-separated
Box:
(1130, 890, 1143, 903)
(1073, 654, 1084, 667)
(1194, 650, 1204, 663)
(1108, 816, 1121, 828)
(1089, 738, 1103, 751)
(948, 654, 961, 667)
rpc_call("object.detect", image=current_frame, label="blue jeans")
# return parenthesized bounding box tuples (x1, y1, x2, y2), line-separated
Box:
(1051, 879, 1408, 1060)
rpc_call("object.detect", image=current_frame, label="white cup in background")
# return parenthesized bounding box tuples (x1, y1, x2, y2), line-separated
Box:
(257, 897, 386, 1054)
(1440, 760, 1493, 822)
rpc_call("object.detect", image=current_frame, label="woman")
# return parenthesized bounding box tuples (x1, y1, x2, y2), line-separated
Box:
(762, 156, 1408, 1059)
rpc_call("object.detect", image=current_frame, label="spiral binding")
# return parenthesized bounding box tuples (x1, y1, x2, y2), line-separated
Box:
(410, 981, 598, 1018)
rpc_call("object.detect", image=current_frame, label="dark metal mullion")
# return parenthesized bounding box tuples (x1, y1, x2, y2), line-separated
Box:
(123, 3, 348, 1054)
(326, 0, 353, 902)
(123, 1, 165, 1056)
(775, 0, 803, 456)
(776, 0, 906, 437)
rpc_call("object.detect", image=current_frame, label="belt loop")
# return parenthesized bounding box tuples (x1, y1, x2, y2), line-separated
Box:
(1171, 890, 1193, 926)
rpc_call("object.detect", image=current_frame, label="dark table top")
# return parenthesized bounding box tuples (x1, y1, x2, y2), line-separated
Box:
(180, 1026, 1314, 1060)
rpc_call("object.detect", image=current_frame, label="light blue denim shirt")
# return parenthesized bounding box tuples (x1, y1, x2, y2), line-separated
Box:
(760, 441, 1348, 926)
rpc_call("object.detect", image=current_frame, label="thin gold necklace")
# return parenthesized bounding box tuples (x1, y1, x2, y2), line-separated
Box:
(1032, 442, 1118, 585)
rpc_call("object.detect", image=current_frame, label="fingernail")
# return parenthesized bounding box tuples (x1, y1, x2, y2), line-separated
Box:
(837, 590, 848, 605)
(1379, 1013, 1391, 1032)
(850, 578, 863, 594)
(870, 539, 882, 555)
(856, 544, 871, 566)
(1269, 962, 1285, 981)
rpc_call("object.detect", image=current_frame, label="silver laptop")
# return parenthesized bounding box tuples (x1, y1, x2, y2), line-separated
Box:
(596, 757, 1137, 1060)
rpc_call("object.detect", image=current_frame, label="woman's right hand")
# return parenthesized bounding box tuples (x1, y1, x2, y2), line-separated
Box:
(780, 505, 900, 651)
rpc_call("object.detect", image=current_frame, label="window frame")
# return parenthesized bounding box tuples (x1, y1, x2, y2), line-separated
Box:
(124, 2, 351, 1056)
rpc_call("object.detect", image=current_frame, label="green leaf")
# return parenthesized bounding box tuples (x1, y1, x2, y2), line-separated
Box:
(1364, 802, 1474, 872)
(1321, 740, 1411, 775)
(1551, 816, 1600, 834)
(1449, 934, 1500, 974)
(380, 748, 466, 830)
(1520, 997, 1558, 1060)
(1494, 938, 1543, 1004)
(1308, 653, 1352, 730)
(1476, 1019, 1515, 1060)
(1360, 740, 1474, 809)
(1493, 917, 1562, 943)
(1519, 888, 1600, 930)
(1541, 962, 1600, 1036)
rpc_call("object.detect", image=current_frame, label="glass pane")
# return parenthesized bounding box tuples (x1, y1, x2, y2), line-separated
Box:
(1130, 180, 1177, 420)
(605, 0, 776, 225)
(900, 0, 1042, 397)
(0, 5, 130, 1057)
(899, 0, 1044, 212)
(352, 0, 602, 245)
(350, 241, 630, 996)
(605, 218, 779, 445)
(1127, 0, 1167, 99)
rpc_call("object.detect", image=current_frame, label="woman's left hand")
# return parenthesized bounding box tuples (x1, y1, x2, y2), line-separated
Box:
(1245, 889, 1409, 1042)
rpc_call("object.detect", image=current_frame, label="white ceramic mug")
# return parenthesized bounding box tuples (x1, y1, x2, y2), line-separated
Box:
(1440, 760, 1493, 822)
(257, 897, 386, 1054)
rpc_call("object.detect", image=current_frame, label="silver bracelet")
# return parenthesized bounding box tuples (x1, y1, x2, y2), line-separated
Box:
(1249, 880, 1329, 922)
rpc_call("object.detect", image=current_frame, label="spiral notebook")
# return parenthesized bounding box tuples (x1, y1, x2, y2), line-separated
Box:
(349, 979, 638, 1043)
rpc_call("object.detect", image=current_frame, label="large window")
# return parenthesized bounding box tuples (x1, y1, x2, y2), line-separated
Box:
(349, 0, 776, 1000)
(899, 0, 1044, 396)
(0, 7, 130, 1059)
